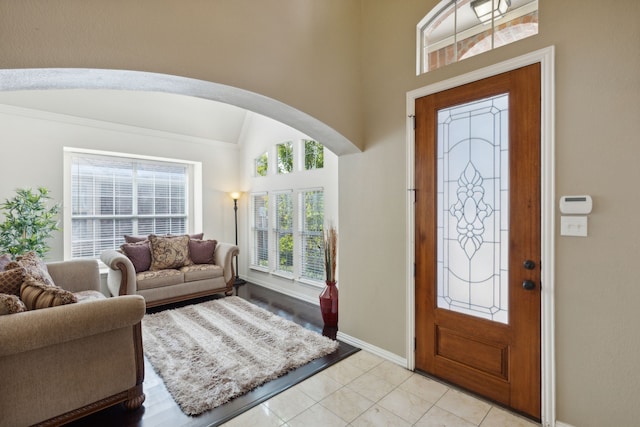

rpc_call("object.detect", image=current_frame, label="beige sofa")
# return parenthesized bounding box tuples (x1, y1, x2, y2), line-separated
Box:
(0, 259, 146, 427)
(101, 241, 239, 308)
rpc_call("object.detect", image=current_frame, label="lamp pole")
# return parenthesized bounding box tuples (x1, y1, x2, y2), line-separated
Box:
(232, 194, 246, 286)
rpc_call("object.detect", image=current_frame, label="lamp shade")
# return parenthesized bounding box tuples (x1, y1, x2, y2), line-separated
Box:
(230, 192, 241, 201)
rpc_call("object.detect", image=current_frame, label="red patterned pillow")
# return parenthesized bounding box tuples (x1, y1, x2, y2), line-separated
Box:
(0, 267, 26, 295)
(189, 239, 217, 264)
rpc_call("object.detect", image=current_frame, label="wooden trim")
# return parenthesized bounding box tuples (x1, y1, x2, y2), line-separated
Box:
(406, 46, 556, 426)
(143, 285, 234, 308)
(114, 259, 130, 296)
(35, 323, 146, 426)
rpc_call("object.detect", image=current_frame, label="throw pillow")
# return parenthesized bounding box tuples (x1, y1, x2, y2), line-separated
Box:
(149, 234, 192, 270)
(189, 239, 217, 264)
(0, 253, 12, 271)
(124, 234, 148, 243)
(0, 267, 27, 295)
(6, 251, 56, 287)
(121, 241, 152, 273)
(0, 293, 27, 315)
(20, 278, 77, 310)
(125, 232, 204, 243)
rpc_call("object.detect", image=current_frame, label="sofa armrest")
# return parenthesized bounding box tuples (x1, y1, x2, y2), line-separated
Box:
(214, 242, 240, 285)
(101, 249, 137, 296)
(46, 259, 101, 293)
(0, 295, 145, 357)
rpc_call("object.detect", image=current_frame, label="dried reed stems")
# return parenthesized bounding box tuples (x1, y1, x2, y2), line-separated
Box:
(323, 226, 338, 283)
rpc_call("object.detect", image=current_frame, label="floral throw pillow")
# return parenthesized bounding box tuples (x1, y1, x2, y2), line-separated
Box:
(6, 251, 56, 287)
(149, 234, 192, 270)
(0, 293, 27, 315)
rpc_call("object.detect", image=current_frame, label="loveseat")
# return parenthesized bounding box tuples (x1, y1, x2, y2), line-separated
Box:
(100, 234, 239, 308)
(0, 257, 146, 427)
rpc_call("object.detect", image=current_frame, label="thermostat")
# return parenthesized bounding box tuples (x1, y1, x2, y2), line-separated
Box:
(559, 195, 592, 214)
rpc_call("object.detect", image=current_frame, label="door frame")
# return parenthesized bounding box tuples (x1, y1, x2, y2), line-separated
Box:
(405, 46, 555, 426)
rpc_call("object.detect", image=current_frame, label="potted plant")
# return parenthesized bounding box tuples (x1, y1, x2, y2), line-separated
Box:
(319, 225, 338, 327)
(0, 187, 60, 258)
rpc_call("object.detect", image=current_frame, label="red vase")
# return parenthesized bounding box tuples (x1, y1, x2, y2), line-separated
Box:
(319, 281, 338, 327)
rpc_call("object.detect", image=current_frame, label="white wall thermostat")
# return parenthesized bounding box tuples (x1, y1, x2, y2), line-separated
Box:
(559, 195, 592, 214)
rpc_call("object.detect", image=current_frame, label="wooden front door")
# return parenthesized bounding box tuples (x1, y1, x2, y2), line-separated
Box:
(415, 63, 541, 420)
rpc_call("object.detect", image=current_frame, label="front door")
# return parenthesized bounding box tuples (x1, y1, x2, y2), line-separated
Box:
(414, 63, 541, 419)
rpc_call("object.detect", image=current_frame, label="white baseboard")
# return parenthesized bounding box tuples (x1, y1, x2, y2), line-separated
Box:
(555, 422, 575, 427)
(336, 331, 407, 368)
(242, 275, 318, 305)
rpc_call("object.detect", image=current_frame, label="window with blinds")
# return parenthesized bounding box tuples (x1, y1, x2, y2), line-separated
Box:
(251, 193, 269, 268)
(70, 153, 189, 258)
(300, 189, 324, 281)
(274, 191, 293, 274)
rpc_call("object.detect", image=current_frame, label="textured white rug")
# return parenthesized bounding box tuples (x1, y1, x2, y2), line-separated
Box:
(142, 296, 339, 416)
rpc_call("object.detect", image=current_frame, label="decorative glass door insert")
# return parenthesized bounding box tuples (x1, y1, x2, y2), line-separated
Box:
(437, 93, 509, 324)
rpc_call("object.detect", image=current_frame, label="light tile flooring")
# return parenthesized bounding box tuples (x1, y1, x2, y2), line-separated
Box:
(221, 350, 539, 427)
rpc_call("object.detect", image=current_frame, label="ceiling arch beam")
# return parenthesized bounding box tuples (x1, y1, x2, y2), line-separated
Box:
(0, 68, 361, 156)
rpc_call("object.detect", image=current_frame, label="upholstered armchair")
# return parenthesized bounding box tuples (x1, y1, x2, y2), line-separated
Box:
(0, 259, 146, 426)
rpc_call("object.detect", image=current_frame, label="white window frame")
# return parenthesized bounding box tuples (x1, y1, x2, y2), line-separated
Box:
(416, 0, 539, 75)
(63, 147, 202, 260)
(250, 192, 269, 271)
(298, 188, 325, 284)
(272, 190, 294, 278)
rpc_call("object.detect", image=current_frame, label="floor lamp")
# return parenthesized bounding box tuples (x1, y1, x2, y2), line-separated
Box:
(230, 192, 247, 286)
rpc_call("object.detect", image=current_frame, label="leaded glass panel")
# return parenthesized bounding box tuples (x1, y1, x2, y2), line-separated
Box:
(437, 93, 509, 324)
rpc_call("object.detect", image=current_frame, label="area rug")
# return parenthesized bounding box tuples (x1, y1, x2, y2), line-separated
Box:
(141, 296, 340, 416)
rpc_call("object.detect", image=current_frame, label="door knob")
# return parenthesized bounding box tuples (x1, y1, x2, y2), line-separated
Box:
(522, 280, 536, 290)
(523, 260, 536, 270)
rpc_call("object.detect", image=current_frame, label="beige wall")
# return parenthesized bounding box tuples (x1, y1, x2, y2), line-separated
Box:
(2, 1, 640, 426)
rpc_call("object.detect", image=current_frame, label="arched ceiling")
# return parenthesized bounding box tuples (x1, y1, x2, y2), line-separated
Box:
(0, 68, 361, 155)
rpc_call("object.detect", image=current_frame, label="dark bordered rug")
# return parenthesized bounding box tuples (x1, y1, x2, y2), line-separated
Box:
(142, 296, 341, 416)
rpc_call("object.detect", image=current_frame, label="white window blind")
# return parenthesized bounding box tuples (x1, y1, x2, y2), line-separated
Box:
(251, 193, 269, 268)
(70, 153, 188, 258)
(300, 189, 324, 281)
(274, 191, 293, 274)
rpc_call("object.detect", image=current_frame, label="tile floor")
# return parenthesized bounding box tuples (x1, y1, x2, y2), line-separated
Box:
(221, 350, 540, 427)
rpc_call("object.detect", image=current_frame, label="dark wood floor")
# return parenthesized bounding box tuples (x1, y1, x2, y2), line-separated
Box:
(67, 283, 359, 427)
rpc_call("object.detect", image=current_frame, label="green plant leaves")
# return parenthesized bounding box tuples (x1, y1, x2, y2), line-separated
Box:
(0, 187, 60, 258)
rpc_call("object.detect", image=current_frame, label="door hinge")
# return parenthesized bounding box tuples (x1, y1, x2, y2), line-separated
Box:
(409, 114, 416, 130)
(413, 262, 416, 278)
(414, 337, 417, 351)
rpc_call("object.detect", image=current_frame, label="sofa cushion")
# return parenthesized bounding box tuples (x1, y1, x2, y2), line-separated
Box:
(121, 241, 152, 273)
(74, 290, 108, 303)
(0, 267, 26, 295)
(180, 264, 224, 282)
(149, 234, 192, 270)
(6, 251, 56, 287)
(20, 278, 77, 310)
(0, 293, 27, 315)
(188, 239, 217, 264)
(136, 269, 184, 290)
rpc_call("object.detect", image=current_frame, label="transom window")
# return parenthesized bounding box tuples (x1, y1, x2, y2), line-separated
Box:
(417, 0, 538, 74)
(65, 149, 196, 259)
